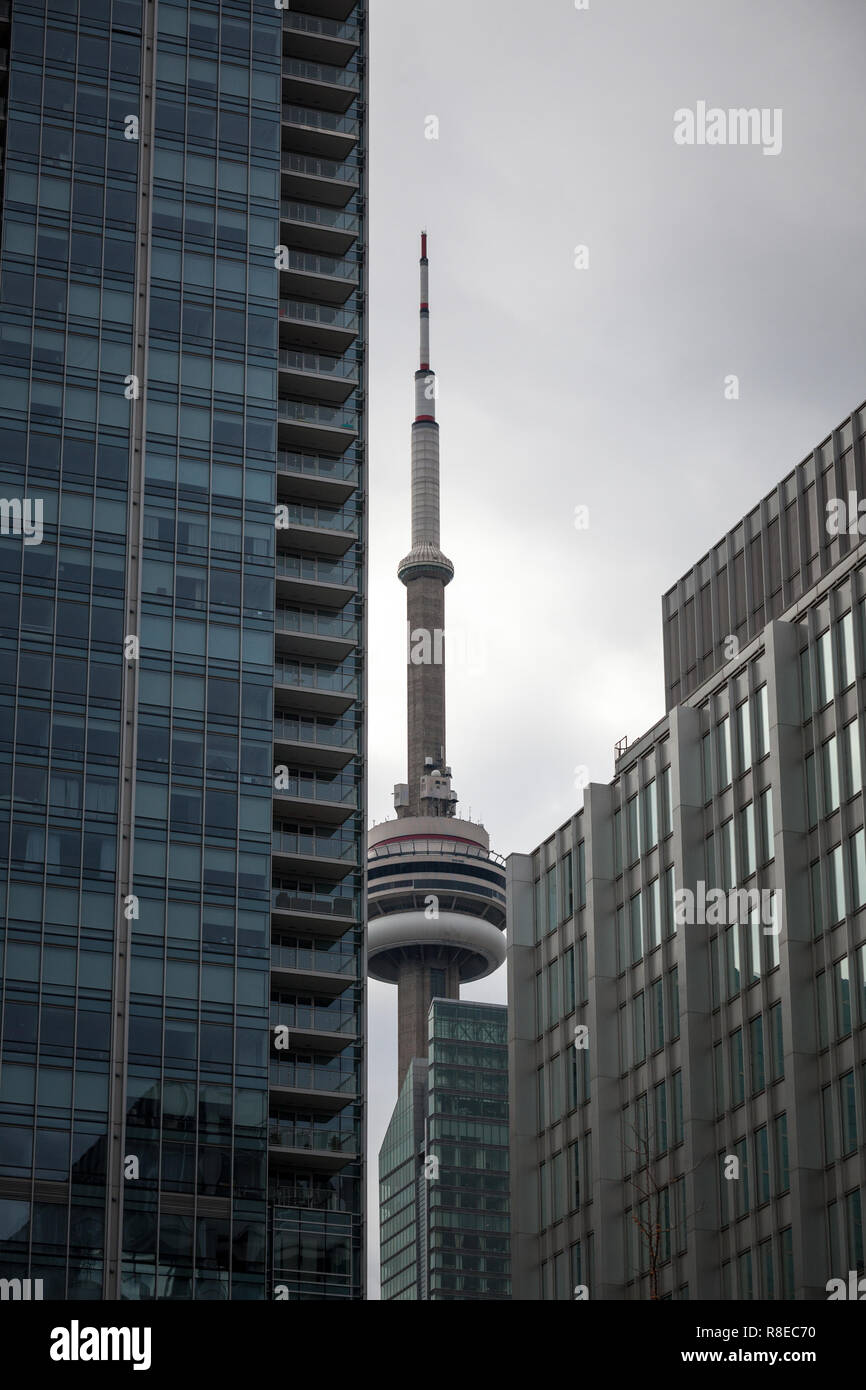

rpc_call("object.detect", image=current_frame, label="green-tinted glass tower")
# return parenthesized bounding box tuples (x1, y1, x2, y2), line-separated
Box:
(0, 0, 366, 1301)
(379, 998, 510, 1300)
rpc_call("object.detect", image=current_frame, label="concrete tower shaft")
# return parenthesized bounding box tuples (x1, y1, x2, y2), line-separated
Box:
(397, 233, 456, 818)
(369, 235, 506, 1090)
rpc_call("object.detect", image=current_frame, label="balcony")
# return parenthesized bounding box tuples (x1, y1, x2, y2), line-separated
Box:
(270, 941, 357, 993)
(274, 658, 359, 715)
(273, 769, 358, 825)
(271, 884, 357, 934)
(276, 552, 358, 607)
(268, 1122, 357, 1169)
(286, 0, 360, 23)
(281, 150, 360, 210)
(278, 397, 359, 453)
(280, 200, 360, 255)
(282, 103, 359, 159)
(275, 605, 358, 662)
(273, 711, 358, 772)
(282, 56, 361, 113)
(277, 449, 359, 505)
(279, 348, 359, 404)
(272, 823, 359, 876)
(271, 999, 357, 1037)
(268, 1184, 351, 1213)
(282, 10, 360, 67)
(275, 499, 358, 556)
(269, 1061, 358, 1111)
(279, 297, 359, 353)
(279, 248, 359, 305)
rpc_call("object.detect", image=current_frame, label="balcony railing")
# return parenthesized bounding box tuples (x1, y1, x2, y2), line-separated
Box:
(279, 348, 360, 381)
(270, 1003, 357, 1036)
(281, 201, 360, 238)
(268, 1123, 357, 1154)
(283, 104, 360, 139)
(276, 608, 358, 645)
(271, 943, 357, 977)
(368, 838, 508, 871)
(272, 826, 359, 864)
(278, 399, 359, 432)
(273, 771, 358, 807)
(269, 1185, 349, 1212)
(276, 553, 357, 587)
(270, 1062, 357, 1095)
(280, 299, 359, 333)
(274, 659, 359, 698)
(271, 885, 357, 919)
(282, 11, 360, 43)
(273, 713, 358, 757)
(278, 501, 358, 534)
(277, 449, 358, 484)
(282, 151, 361, 185)
(279, 249, 359, 282)
(282, 56, 361, 91)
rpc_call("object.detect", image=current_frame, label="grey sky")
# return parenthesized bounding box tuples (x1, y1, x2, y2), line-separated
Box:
(365, 0, 866, 1294)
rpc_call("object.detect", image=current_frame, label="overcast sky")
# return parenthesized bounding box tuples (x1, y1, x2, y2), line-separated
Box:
(364, 0, 866, 1294)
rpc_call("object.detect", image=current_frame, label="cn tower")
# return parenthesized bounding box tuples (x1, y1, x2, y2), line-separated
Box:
(367, 234, 507, 1086)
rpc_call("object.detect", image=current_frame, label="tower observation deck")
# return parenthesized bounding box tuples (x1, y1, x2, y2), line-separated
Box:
(367, 235, 506, 1085)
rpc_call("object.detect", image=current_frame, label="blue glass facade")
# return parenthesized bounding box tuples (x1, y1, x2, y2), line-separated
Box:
(0, 0, 366, 1301)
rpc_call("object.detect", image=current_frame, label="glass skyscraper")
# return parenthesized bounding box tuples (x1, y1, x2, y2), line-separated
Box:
(379, 998, 510, 1300)
(0, 0, 366, 1300)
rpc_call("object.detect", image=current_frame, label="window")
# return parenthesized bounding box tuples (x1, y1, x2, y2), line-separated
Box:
(725, 924, 741, 998)
(537, 1068, 546, 1132)
(740, 803, 756, 877)
(668, 965, 680, 1039)
(702, 733, 713, 801)
(548, 958, 562, 1027)
(647, 878, 661, 950)
(840, 1071, 857, 1155)
(823, 735, 840, 815)
(780, 1228, 794, 1298)
(627, 796, 641, 863)
(629, 893, 643, 963)
(811, 860, 824, 937)
(735, 1135, 750, 1215)
(759, 787, 774, 863)
(822, 1084, 836, 1164)
(546, 866, 557, 934)
(563, 946, 575, 1016)
(643, 780, 658, 850)
(817, 971, 829, 1048)
(839, 611, 856, 690)
(817, 628, 834, 707)
(713, 1042, 725, 1114)
(650, 977, 664, 1051)
(829, 844, 846, 924)
(535, 973, 546, 1034)
(721, 818, 736, 890)
(834, 956, 852, 1037)
(569, 1139, 581, 1210)
(561, 851, 574, 920)
(654, 1080, 667, 1155)
(851, 830, 866, 911)
(632, 992, 646, 1065)
(736, 701, 751, 774)
(730, 1028, 745, 1105)
(664, 865, 676, 937)
(773, 1114, 790, 1192)
(718, 716, 731, 788)
(845, 720, 862, 798)
(755, 1125, 770, 1203)
(672, 1071, 684, 1144)
(613, 810, 622, 876)
(747, 900, 762, 985)
(749, 1015, 765, 1093)
(755, 684, 770, 759)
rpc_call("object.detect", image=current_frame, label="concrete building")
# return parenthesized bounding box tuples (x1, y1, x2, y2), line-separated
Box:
(0, 0, 366, 1300)
(370, 237, 510, 1298)
(508, 398, 866, 1300)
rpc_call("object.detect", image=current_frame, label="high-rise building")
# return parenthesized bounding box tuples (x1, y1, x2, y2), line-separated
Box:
(379, 997, 510, 1300)
(370, 236, 510, 1299)
(507, 398, 866, 1300)
(0, 0, 366, 1301)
